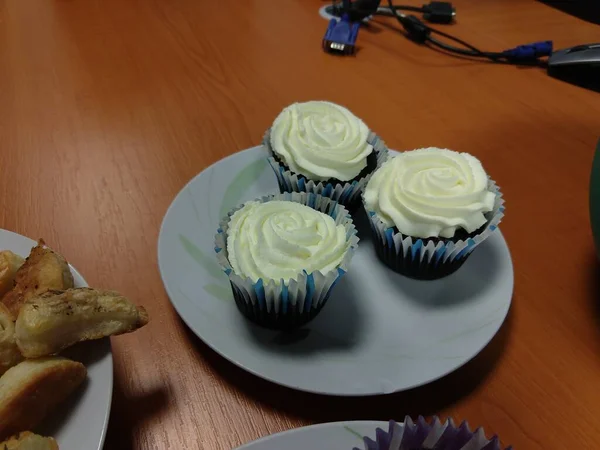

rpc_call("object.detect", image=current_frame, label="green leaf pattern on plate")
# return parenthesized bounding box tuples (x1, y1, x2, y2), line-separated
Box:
(179, 234, 224, 280)
(343, 425, 365, 441)
(180, 157, 268, 302)
(219, 158, 268, 220)
(203, 283, 231, 302)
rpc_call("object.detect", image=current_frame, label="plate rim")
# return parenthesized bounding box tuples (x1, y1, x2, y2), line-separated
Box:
(158, 147, 514, 396)
(234, 420, 393, 450)
(0, 228, 114, 449)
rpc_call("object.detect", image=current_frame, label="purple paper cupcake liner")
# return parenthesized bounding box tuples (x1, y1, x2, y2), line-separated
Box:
(214, 192, 359, 330)
(355, 416, 512, 450)
(264, 129, 389, 212)
(362, 179, 505, 280)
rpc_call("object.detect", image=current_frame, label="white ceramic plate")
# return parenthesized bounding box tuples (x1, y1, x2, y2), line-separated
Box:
(158, 147, 513, 396)
(236, 421, 390, 450)
(0, 229, 113, 450)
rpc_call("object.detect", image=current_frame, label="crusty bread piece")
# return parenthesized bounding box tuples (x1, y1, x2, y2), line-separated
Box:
(2, 241, 74, 318)
(0, 251, 25, 299)
(0, 304, 22, 375)
(0, 357, 86, 440)
(16, 288, 149, 358)
(0, 431, 58, 450)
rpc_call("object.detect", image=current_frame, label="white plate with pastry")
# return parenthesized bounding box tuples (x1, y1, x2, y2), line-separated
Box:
(0, 229, 149, 449)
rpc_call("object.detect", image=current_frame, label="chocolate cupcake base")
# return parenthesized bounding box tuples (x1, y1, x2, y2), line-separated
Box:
(264, 129, 389, 212)
(214, 192, 359, 330)
(230, 280, 332, 330)
(373, 234, 470, 280)
(363, 179, 505, 281)
(270, 149, 379, 187)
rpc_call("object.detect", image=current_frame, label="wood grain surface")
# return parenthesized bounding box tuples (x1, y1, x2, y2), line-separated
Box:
(1, 0, 599, 448)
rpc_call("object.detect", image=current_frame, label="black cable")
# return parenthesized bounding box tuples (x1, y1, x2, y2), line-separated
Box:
(328, 1, 429, 21)
(427, 36, 482, 56)
(384, 0, 506, 62)
(379, 2, 456, 23)
(427, 27, 486, 55)
(428, 29, 506, 61)
(390, 5, 423, 13)
(325, 0, 553, 65)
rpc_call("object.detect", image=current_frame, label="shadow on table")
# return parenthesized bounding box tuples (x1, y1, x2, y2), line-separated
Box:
(586, 252, 600, 345)
(539, 0, 600, 25)
(242, 275, 365, 356)
(183, 302, 513, 422)
(103, 366, 170, 450)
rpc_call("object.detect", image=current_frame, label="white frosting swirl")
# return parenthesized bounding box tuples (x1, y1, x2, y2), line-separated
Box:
(270, 101, 373, 182)
(226, 201, 349, 282)
(364, 148, 496, 239)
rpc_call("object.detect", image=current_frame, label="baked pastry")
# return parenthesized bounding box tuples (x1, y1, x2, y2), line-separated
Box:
(0, 304, 22, 376)
(265, 101, 388, 210)
(15, 288, 149, 358)
(0, 357, 86, 440)
(215, 192, 359, 329)
(0, 431, 59, 450)
(2, 241, 74, 318)
(363, 148, 504, 279)
(0, 251, 25, 299)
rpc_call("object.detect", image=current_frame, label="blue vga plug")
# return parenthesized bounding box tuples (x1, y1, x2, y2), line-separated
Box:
(323, 14, 360, 55)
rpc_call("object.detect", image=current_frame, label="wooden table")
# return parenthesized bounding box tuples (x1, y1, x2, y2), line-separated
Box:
(1, 1, 599, 448)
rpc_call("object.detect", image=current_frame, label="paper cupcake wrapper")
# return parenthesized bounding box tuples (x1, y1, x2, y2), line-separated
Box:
(355, 416, 512, 450)
(264, 129, 389, 211)
(214, 192, 359, 329)
(363, 180, 504, 280)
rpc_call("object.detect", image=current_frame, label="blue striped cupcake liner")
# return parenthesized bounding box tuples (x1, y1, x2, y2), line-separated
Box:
(264, 129, 389, 211)
(214, 192, 359, 330)
(362, 179, 504, 280)
(354, 416, 512, 450)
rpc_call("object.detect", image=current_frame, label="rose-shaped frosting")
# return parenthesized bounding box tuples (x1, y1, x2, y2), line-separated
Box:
(226, 201, 349, 282)
(364, 148, 496, 239)
(269, 101, 373, 182)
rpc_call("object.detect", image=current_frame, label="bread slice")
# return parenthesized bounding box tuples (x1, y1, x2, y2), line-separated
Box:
(16, 288, 149, 358)
(0, 357, 86, 440)
(2, 241, 74, 318)
(0, 431, 58, 449)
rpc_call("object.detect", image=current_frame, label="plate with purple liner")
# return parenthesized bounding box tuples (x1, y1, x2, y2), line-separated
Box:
(234, 416, 511, 450)
(158, 147, 513, 396)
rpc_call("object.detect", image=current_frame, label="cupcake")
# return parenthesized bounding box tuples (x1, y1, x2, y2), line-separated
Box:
(264, 101, 388, 211)
(354, 416, 512, 450)
(363, 148, 504, 280)
(214, 192, 359, 329)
